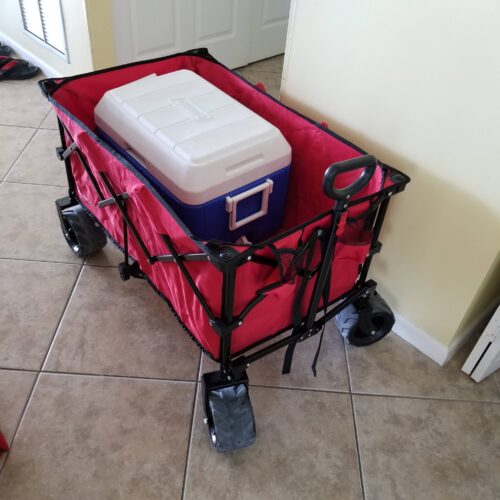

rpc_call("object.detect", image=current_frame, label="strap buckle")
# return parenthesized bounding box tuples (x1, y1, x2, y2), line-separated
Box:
(226, 179, 273, 230)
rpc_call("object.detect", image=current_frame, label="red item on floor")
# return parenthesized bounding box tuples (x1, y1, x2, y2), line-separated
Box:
(255, 81, 266, 92)
(0, 56, 40, 80)
(0, 431, 9, 452)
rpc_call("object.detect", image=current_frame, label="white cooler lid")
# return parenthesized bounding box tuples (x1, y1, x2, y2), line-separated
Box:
(95, 70, 291, 205)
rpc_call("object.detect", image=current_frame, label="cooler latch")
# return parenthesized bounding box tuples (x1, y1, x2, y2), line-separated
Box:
(226, 179, 273, 231)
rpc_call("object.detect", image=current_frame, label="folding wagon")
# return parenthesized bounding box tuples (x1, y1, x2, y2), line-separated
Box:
(39, 48, 409, 452)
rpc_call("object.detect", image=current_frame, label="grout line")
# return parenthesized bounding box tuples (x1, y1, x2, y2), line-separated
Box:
(0, 368, 40, 475)
(3, 180, 68, 188)
(0, 127, 37, 182)
(0, 256, 80, 266)
(37, 108, 53, 129)
(38, 369, 198, 385)
(0, 123, 39, 130)
(181, 352, 202, 500)
(349, 394, 366, 500)
(39, 263, 85, 372)
(0, 263, 84, 475)
(350, 392, 500, 405)
(3, 362, 498, 405)
(344, 340, 366, 500)
(0, 367, 39, 374)
(249, 383, 350, 395)
(83, 261, 120, 268)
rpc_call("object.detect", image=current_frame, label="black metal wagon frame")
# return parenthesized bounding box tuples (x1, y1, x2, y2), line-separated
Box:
(40, 48, 410, 452)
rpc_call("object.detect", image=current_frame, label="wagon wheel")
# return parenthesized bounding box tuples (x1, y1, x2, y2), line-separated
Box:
(335, 291, 395, 347)
(206, 383, 256, 453)
(57, 202, 107, 257)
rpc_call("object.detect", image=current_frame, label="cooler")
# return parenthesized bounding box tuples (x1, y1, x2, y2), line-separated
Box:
(94, 70, 291, 242)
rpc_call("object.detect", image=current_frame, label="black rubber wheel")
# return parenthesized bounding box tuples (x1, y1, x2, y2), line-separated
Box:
(335, 292, 395, 347)
(207, 383, 256, 453)
(58, 204, 107, 257)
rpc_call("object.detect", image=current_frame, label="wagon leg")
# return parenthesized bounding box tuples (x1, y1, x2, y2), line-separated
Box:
(202, 259, 256, 452)
(54, 118, 107, 258)
(202, 369, 255, 453)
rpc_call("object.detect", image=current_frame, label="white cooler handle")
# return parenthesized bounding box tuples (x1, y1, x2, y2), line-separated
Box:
(226, 179, 274, 231)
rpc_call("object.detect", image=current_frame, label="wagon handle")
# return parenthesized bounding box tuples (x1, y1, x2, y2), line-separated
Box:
(323, 155, 377, 201)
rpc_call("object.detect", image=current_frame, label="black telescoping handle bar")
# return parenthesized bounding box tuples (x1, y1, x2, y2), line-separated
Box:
(305, 155, 377, 331)
(323, 154, 377, 201)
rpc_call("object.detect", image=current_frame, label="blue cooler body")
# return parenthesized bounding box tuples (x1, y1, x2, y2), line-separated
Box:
(97, 129, 290, 242)
(94, 70, 292, 243)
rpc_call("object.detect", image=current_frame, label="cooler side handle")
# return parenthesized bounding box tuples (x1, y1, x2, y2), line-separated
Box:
(226, 179, 274, 231)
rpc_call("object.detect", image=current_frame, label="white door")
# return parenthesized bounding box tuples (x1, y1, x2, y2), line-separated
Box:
(249, 0, 291, 63)
(112, 0, 191, 64)
(462, 306, 500, 382)
(112, 0, 289, 69)
(188, 0, 252, 68)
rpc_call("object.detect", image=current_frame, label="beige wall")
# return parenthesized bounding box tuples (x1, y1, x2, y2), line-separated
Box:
(84, 0, 116, 70)
(282, 0, 500, 347)
(0, 0, 93, 75)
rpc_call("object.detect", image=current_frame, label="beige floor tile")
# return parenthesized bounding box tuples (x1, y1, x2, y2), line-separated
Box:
(0, 125, 36, 181)
(0, 182, 80, 263)
(201, 323, 349, 392)
(85, 240, 124, 267)
(354, 395, 500, 500)
(44, 266, 200, 380)
(0, 259, 80, 370)
(184, 386, 362, 500)
(0, 369, 36, 444)
(236, 67, 283, 99)
(237, 55, 285, 73)
(0, 373, 195, 500)
(6, 129, 67, 186)
(0, 78, 50, 128)
(39, 109, 58, 130)
(346, 333, 500, 401)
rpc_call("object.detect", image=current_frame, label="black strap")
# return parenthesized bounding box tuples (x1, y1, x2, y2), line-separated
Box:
(282, 228, 323, 375)
(282, 340, 297, 375)
(311, 240, 332, 377)
(311, 323, 326, 377)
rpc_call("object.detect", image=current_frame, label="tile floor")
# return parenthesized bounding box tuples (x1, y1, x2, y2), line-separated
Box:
(0, 55, 499, 500)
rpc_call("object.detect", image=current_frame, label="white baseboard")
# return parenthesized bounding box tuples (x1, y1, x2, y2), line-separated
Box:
(0, 33, 62, 78)
(393, 313, 472, 366)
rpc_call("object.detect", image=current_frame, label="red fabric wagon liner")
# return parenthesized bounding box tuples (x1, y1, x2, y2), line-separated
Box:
(40, 49, 407, 359)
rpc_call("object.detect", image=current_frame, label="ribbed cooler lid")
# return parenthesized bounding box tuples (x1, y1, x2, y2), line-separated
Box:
(96, 70, 291, 204)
